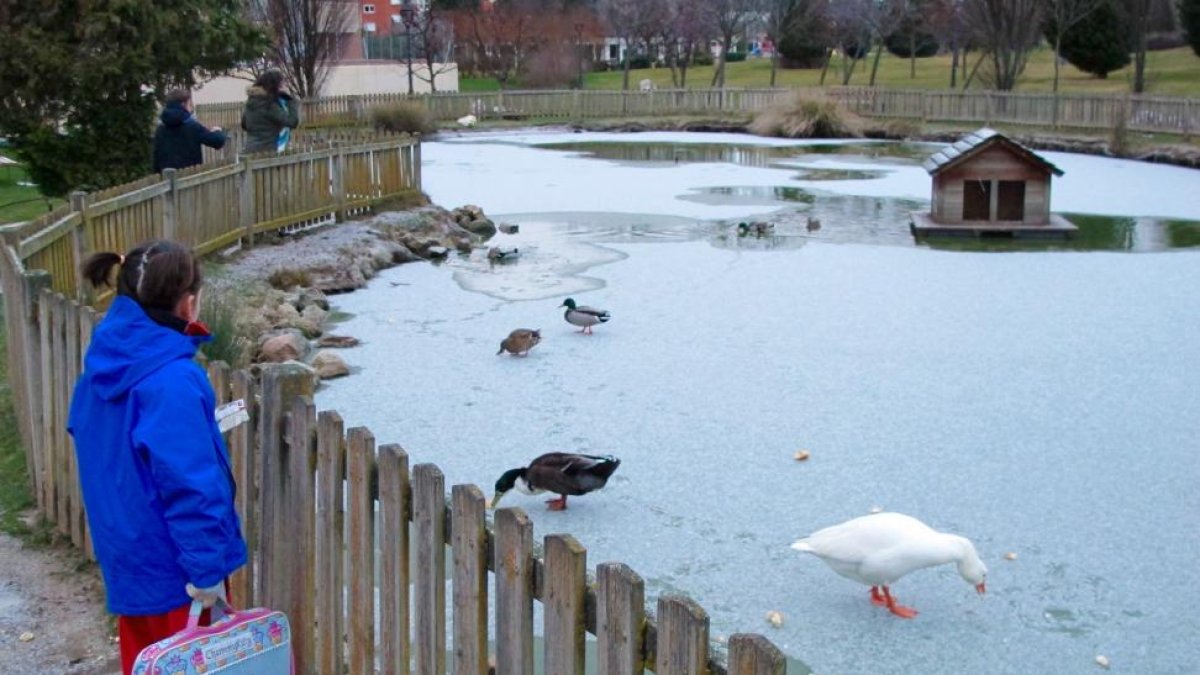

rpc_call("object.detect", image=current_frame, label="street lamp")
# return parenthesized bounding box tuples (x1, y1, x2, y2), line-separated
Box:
(400, 3, 418, 95)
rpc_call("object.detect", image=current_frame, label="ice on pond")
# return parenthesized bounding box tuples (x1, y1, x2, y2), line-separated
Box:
(317, 132, 1200, 674)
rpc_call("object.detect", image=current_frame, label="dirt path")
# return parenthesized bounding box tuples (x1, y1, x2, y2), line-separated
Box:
(0, 531, 119, 674)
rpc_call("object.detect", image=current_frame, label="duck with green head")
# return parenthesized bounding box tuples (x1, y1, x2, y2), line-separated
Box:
(560, 298, 610, 335)
(490, 452, 621, 511)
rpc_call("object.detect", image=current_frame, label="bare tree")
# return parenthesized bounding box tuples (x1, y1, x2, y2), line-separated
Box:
(1045, 0, 1102, 92)
(826, 0, 875, 85)
(1117, 0, 1152, 92)
(927, 0, 969, 88)
(705, 0, 764, 88)
(764, 0, 827, 87)
(452, 0, 539, 89)
(600, 0, 641, 90)
(866, 0, 907, 86)
(410, 8, 457, 93)
(260, 0, 356, 97)
(962, 0, 1043, 91)
(661, 0, 711, 87)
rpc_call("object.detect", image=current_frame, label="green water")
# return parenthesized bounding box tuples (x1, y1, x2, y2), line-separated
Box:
(539, 140, 931, 168)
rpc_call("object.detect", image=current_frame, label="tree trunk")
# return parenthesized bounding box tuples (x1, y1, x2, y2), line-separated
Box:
(819, 48, 832, 85)
(950, 45, 959, 88)
(909, 33, 916, 78)
(869, 42, 884, 86)
(680, 62, 689, 88)
(1133, 38, 1147, 93)
(1052, 35, 1062, 93)
(770, 50, 778, 87)
(622, 39, 631, 91)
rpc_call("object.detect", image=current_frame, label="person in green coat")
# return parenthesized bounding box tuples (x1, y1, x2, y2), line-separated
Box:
(240, 69, 300, 154)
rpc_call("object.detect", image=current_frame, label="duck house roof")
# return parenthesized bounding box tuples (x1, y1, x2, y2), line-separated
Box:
(922, 128, 1064, 177)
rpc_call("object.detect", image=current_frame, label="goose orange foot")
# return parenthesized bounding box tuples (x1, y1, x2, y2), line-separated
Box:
(881, 586, 919, 619)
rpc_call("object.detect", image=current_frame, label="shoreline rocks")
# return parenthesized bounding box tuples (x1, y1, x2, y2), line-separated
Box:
(217, 203, 500, 380)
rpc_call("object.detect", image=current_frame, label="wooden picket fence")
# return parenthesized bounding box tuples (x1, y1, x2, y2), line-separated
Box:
(198, 86, 1200, 136)
(0, 133, 797, 672)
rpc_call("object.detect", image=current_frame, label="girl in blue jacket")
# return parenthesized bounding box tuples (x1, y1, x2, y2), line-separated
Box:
(68, 240, 246, 673)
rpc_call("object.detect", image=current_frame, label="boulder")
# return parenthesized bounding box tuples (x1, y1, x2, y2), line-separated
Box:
(464, 217, 497, 238)
(498, 223, 519, 235)
(259, 329, 310, 363)
(317, 335, 360, 348)
(312, 350, 350, 379)
(301, 303, 328, 326)
(296, 287, 330, 311)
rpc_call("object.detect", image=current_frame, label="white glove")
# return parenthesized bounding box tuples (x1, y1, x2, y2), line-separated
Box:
(185, 582, 225, 608)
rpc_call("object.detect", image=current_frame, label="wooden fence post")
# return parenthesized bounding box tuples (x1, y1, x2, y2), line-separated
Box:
(414, 463, 446, 675)
(315, 411, 347, 675)
(451, 484, 488, 675)
(494, 507, 534, 675)
(286, 395, 317, 675)
(727, 634, 786, 675)
(68, 191, 91, 304)
(544, 534, 586, 675)
(228, 370, 257, 606)
(655, 595, 710, 675)
(347, 427, 376, 675)
(162, 168, 178, 242)
(379, 444, 411, 675)
(239, 158, 255, 246)
(597, 562, 645, 674)
(256, 363, 315, 613)
(332, 143, 347, 222)
(19, 271, 51, 515)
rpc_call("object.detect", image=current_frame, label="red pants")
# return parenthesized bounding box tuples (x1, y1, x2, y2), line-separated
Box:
(118, 603, 214, 674)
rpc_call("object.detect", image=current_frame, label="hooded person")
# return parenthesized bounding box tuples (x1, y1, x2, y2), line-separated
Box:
(241, 69, 300, 154)
(67, 241, 246, 674)
(152, 88, 227, 173)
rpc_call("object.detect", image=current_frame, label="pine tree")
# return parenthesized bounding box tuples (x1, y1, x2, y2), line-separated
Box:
(1182, 0, 1200, 57)
(1046, 0, 1131, 79)
(0, 0, 265, 196)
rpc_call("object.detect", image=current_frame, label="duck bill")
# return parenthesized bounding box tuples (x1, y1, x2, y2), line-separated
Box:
(488, 492, 506, 509)
(975, 582, 987, 596)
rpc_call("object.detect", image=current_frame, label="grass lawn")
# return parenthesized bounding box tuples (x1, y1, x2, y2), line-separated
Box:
(0, 161, 64, 225)
(474, 47, 1200, 97)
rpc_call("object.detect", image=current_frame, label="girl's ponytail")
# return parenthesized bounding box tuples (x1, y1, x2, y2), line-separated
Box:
(81, 252, 125, 290)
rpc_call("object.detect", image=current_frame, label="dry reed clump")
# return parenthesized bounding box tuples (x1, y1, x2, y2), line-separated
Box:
(370, 102, 435, 135)
(750, 94, 864, 139)
(267, 266, 312, 290)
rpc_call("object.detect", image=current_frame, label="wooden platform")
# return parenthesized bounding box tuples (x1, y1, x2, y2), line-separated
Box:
(910, 212, 1078, 238)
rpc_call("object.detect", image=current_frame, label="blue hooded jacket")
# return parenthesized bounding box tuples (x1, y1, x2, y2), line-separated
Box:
(152, 102, 227, 173)
(68, 296, 246, 616)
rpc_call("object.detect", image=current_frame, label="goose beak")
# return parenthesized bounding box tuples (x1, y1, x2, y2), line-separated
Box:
(975, 582, 987, 596)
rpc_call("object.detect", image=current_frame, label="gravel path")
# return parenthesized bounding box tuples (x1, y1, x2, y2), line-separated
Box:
(0, 532, 118, 673)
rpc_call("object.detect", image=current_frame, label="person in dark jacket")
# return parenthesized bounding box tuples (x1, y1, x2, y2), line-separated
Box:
(152, 89, 226, 173)
(241, 69, 300, 154)
(68, 241, 246, 674)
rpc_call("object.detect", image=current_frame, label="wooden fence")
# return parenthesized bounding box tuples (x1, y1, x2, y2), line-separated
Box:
(198, 86, 1199, 136)
(0, 133, 797, 671)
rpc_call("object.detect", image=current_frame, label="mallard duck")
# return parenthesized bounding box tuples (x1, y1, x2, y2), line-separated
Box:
(791, 512, 987, 618)
(496, 328, 541, 356)
(736, 222, 751, 237)
(560, 298, 609, 335)
(806, 216, 822, 232)
(487, 246, 519, 262)
(490, 453, 621, 511)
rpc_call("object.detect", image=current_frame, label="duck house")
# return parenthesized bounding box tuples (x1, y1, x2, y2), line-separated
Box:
(911, 128, 1077, 238)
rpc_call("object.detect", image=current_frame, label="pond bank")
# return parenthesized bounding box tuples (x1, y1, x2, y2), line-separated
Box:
(205, 203, 502, 374)
(561, 116, 1200, 169)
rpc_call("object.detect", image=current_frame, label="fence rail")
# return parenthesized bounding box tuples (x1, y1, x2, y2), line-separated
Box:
(0, 129, 798, 671)
(199, 86, 1200, 136)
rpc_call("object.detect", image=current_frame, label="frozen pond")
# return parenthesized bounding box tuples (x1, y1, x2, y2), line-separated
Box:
(316, 132, 1200, 674)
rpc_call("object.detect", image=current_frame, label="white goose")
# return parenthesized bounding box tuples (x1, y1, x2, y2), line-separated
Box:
(791, 512, 987, 618)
